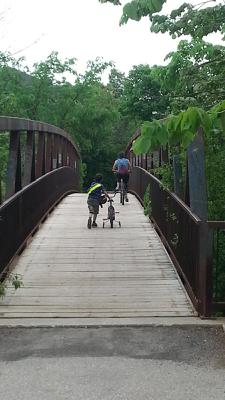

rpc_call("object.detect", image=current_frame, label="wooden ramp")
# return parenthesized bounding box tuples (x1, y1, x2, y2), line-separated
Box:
(0, 194, 195, 321)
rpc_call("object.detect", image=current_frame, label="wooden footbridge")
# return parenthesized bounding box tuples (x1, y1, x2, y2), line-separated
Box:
(0, 117, 224, 324)
(0, 193, 194, 320)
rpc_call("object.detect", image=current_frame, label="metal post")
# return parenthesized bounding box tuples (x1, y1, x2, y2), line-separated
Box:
(46, 133, 53, 173)
(23, 131, 35, 186)
(36, 132, 46, 178)
(5, 131, 22, 199)
(198, 222, 213, 317)
(187, 128, 208, 220)
(52, 135, 58, 170)
(173, 154, 183, 199)
(58, 136, 62, 167)
(161, 146, 169, 165)
(151, 153, 154, 169)
(62, 138, 67, 166)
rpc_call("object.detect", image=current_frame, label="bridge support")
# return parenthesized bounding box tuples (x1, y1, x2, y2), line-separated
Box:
(23, 131, 35, 187)
(5, 131, 22, 199)
(198, 222, 213, 317)
(36, 132, 46, 179)
(173, 154, 183, 199)
(186, 128, 208, 221)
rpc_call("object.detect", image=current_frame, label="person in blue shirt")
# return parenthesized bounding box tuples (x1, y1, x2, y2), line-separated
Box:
(112, 152, 131, 201)
(87, 173, 109, 229)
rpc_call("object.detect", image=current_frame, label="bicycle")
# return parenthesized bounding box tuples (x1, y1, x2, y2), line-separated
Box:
(103, 195, 121, 229)
(119, 178, 126, 205)
(114, 174, 128, 205)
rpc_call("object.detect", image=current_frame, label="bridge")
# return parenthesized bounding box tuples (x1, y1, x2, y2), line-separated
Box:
(0, 117, 224, 324)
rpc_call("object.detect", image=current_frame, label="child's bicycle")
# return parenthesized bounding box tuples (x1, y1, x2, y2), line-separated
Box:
(103, 195, 121, 229)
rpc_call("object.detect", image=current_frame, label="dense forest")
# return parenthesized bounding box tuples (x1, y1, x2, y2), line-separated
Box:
(0, 53, 137, 191)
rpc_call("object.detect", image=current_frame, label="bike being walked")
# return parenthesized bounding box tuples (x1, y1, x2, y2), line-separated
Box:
(87, 173, 109, 229)
(112, 152, 131, 203)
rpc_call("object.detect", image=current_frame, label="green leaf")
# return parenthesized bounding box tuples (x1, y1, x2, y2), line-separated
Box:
(120, 0, 166, 25)
(132, 134, 152, 155)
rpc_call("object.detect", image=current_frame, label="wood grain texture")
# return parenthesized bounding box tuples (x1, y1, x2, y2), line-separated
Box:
(0, 194, 195, 320)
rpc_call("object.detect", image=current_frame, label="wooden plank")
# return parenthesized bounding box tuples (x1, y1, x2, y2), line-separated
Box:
(0, 194, 195, 320)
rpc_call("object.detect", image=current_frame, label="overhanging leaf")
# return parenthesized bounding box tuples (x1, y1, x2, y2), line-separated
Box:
(132, 135, 152, 154)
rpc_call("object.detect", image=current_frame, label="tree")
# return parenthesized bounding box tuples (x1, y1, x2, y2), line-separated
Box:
(0, 52, 125, 191)
(161, 39, 225, 113)
(151, 2, 225, 39)
(27, 51, 77, 121)
(0, 52, 29, 116)
(121, 64, 169, 121)
(99, 0, 167, 24)
(99, 1, 225, 39)
(108, 67, 126, 98)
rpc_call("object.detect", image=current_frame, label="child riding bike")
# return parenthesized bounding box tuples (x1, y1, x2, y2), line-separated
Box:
(112, 152, 131, 202)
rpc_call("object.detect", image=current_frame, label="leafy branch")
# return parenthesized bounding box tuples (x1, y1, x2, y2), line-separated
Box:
(0, 273, 23, 298)
(99, 0, 167, 24)
(132, 106, 212, 155)
(98, 1, 225, 40)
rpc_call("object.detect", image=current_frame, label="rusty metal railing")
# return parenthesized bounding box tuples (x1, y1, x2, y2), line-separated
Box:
(128, 166, 212, 317)
(0, 116, 81, 275)
(208, 222, 225, 313)
(125, 127, 225, 317)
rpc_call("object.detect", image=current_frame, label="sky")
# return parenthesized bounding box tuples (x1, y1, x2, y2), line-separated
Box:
(0, 0, 223, 75)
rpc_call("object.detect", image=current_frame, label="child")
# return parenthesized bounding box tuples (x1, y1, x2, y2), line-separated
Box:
(87, 173, 109, 229)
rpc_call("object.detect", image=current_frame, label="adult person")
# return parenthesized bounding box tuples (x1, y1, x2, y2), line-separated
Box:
(112, 152, 131, 202)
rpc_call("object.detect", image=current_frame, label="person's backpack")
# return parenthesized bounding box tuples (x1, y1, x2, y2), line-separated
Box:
(118, 160, 128, 174)
(100, 194, 107, 207)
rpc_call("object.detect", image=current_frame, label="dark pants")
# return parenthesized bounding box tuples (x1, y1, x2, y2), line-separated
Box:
(117, 173, 129, 191)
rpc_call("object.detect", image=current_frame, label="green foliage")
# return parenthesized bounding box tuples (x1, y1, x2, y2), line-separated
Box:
(0, 52, 29, 116)
(108, 68, 125, 98)
(169, 212, 178, 223)
(0, 273, 23, 299)
(120, 64, 168, 122)
(212, 232, 225, 303)
(0, 283, 6, 298)
(132, 106, 212, 155)
(11, 274, 23, 290)
(99, 0, 166, 24)
(143, 184, 152, 216)
(99, 0, 121, 4)
(99, 0, 225, 41)
(0, 52, 134, 191)
(203, 101, 225, 220)
(0, 133, 9, 200)
(151, 3, 225, 39)
(164, 39, 225, 112)
(171, 233, 179, 248)
(132, 119, 166, 154)
(119, 0, 166, 25)
(154, 164, 173, 191)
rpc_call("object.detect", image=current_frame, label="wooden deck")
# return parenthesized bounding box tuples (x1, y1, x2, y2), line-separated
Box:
(0, 194, 195, 320)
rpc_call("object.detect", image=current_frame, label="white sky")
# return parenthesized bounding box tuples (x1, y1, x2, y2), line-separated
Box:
(0, 0, 223, 75)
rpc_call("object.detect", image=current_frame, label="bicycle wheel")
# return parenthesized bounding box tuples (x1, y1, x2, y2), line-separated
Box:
(122, 191, 125, 205)
(120, 180, 125, 205)
(110, 218, 114, 228)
